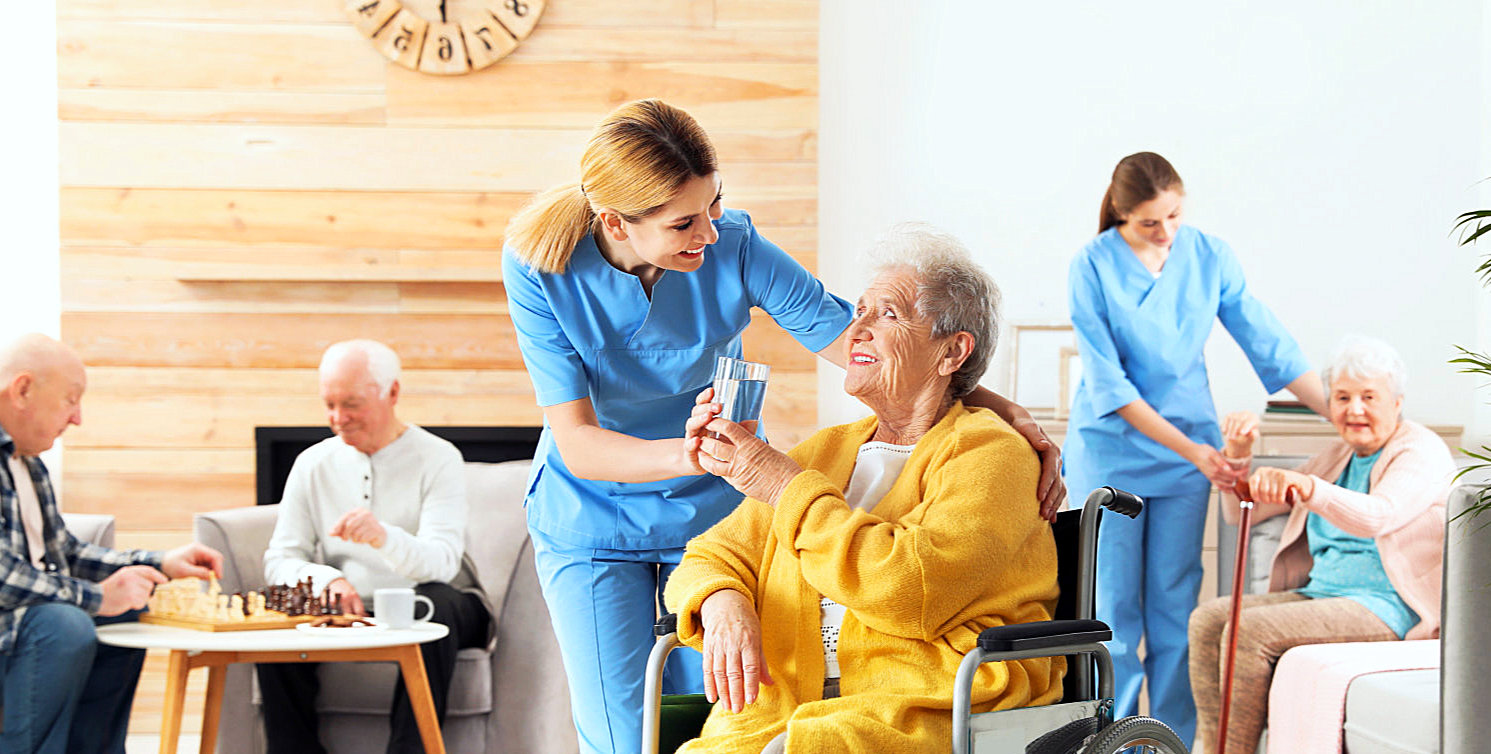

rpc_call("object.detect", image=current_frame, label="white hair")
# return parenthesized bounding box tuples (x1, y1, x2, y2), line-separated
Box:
(319, 340, 401, 398)
(869, 222, 1002, 400)
(1322, 335, 1407, 397)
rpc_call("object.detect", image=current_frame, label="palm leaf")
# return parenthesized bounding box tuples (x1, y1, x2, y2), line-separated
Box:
(1453, 209, 1491, 245)
(1449, 345, 1491, 377)
(1450, 446, 1491, 527)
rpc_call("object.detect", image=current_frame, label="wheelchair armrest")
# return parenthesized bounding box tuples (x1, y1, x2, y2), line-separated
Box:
(977, 619, 1112, 653)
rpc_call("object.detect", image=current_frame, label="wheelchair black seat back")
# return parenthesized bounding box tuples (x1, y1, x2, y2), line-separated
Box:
(643, 487, 1191, 754)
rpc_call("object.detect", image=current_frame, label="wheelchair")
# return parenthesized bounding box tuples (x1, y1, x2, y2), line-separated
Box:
(641, 486, 1191, 754)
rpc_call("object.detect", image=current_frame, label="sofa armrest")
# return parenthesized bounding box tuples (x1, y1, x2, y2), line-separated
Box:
(462, 460, 534, 619)
(62, 513, 116, 549)
(195, 505, 280, 594)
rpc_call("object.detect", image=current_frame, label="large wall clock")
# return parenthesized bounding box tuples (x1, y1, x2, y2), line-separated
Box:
(346, 0, 546, 75)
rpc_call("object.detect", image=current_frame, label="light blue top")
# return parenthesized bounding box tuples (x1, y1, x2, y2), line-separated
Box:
(1298, 449, 1418, 638)
(503, 209, 854, 549)
(1064, 225, 1311, 497)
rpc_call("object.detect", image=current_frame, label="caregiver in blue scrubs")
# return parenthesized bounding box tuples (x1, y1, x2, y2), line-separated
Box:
(1064, 152, 1328, 744)
(502, 99, 1066, 754)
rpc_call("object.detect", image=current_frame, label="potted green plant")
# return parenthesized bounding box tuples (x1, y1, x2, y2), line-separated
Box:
(1443, 201, 1490, 754)
(1450, 205, 1491, 517)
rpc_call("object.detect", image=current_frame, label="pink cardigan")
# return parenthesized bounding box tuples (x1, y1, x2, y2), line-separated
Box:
(1261, 419, 1454, 640)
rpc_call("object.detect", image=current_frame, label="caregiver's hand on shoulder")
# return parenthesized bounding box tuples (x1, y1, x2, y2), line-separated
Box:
(698, 418, 801, 506)
(1010, 417, 1066, 523)
(699, 589, 773, 713)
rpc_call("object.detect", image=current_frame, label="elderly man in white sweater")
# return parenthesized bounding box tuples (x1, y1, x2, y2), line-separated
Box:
(258, 340, 492, 754)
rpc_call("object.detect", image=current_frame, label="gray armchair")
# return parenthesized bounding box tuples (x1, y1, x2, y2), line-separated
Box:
(63, 512, 116, 549)
(1442, 481, 1490, 754)
(194, 459, 577, 754)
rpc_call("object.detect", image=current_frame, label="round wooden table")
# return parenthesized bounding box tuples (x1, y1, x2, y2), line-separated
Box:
(96, 621, 450, 754)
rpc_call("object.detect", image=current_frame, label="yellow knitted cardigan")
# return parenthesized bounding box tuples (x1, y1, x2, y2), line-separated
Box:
(664, 402, 1064, 753)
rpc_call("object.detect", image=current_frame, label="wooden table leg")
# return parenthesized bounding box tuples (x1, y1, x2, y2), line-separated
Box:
(199, 662, 227, 754)
(395, 645, 446, 754)
(158, 650, 190, 754)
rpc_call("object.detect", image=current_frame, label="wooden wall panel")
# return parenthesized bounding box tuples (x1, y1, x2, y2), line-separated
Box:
(60, 188, 816, 246)
(61, 123, 813, 191)
(59, 0, 714, 28)
(57, 1, 819, 738)
(384, 62, 816, 128)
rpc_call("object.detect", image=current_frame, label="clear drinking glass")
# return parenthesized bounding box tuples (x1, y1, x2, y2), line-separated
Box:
(711, 356, 771, 425)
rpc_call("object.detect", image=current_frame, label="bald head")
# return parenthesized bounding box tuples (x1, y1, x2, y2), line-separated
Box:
(0, 334, 87, 456)
(0, 334, 84, 386)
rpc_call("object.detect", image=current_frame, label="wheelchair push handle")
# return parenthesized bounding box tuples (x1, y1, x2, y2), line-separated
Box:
(654, 613, 678, 637)
(1086, 486, 1143, 519)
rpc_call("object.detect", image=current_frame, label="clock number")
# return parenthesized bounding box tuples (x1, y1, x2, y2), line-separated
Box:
(393, 25, 414, 51)
(506, 0, 529, 17)
(473, 26, 495, 51)
(356, 0, 380, 16)
(437, 35, 453, 61)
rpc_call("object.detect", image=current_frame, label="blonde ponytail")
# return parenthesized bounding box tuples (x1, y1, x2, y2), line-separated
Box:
(506, 183, 596, 273)
(504, 99, 718, 274)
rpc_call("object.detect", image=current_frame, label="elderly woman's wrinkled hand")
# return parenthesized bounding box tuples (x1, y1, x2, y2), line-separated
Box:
(699, 589, 774, 713)
(1248, 466, 1312, 506)
(1011, 418, 1066, 521)
(1221, 411, 1260, 459)
(698, 418, 803, 507)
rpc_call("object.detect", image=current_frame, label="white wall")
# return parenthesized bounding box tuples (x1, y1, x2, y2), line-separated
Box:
(820, 0, 1491, 450)
(4, 5, 60, 338)
(3, 4, 62, 470)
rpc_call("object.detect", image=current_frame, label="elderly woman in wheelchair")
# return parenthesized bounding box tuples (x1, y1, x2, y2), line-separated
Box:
(650, 226, 1186, 754)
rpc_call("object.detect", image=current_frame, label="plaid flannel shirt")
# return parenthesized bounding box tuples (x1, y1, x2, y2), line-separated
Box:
(0, 426, 160, 654)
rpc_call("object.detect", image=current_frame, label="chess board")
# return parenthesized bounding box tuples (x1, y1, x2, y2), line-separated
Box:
(142, 575, 344, 632)
(139, 612, 317, 632)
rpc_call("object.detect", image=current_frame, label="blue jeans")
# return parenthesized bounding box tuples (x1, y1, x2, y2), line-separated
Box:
(1095, 489, 1208, 746)
(0, 605, 145, 754)
(530, 529, 705, 754)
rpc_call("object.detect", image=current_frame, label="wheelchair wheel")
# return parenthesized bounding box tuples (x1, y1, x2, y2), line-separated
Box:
(1082, 716, 1188, 754)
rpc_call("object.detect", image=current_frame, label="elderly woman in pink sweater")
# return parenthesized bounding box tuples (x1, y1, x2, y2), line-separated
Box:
(1188, 335, 1454, 754)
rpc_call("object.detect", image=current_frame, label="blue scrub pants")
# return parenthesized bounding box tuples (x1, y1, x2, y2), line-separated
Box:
(0, 605, 146, 754)
(531, 528, 705, 754)
(1095, 489, 1208, 746)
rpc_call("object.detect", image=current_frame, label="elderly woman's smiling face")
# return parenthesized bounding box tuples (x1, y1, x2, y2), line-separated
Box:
(844, 268, 958, 409)
(1328, 371, 1402, 456)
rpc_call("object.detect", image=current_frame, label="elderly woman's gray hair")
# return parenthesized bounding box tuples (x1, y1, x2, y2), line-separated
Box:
(1321, 335, 1407, 397)
(871, 223, 1002, 400)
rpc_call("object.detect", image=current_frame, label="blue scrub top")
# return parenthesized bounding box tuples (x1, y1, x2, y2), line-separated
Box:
(1064, 225, 1310, 497)
(503, 208, 854, 550)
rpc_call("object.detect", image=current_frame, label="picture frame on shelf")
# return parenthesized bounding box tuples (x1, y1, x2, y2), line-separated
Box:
(1005, 322, 1075, 419)
(1056, 346, 1082, 420)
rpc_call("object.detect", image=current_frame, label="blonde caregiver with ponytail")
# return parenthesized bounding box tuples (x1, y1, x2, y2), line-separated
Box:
(502, 99, 1065, 754)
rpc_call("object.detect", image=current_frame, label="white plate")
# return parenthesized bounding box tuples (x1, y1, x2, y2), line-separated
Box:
(294, 619, 386, 634)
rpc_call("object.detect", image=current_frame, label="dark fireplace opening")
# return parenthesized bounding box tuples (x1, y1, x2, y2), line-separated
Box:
(254, 426, 543, 507)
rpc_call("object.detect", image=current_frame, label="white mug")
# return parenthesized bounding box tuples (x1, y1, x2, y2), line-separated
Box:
(373, 587, 434, 629)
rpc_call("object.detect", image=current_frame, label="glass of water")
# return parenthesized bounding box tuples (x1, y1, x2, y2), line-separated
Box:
(711, 356, 771, 426)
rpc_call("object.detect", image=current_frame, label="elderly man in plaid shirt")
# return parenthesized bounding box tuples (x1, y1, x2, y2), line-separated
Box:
(0, 334, 223, 754)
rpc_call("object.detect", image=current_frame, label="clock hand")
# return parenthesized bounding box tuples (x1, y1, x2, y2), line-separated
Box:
(440, 0, 447, 22)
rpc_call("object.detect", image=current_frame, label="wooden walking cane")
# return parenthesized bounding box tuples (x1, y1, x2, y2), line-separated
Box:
(1216, 479, 1297, 754)
(1214, 479, 1255, 754)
